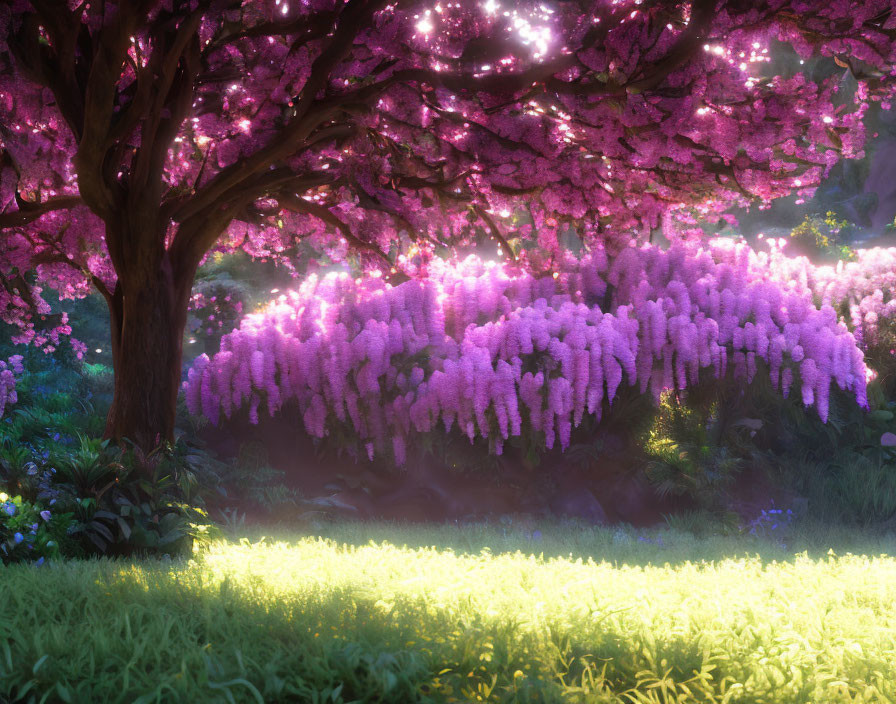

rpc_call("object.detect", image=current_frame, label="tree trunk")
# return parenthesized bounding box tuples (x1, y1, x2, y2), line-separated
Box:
(103, 251, 192, 451)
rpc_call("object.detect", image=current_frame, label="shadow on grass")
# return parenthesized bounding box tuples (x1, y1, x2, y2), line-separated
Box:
(0, 555, 667, 703)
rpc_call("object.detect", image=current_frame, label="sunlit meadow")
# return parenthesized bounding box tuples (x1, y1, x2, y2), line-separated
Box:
(3, 521, 896, 703)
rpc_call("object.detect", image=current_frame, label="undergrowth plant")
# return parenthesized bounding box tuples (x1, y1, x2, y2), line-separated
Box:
(0, 491, 71, 564)
(0, 353, 220, 560)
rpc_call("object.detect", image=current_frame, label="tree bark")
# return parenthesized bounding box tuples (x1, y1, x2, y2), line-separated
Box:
(103, 248, 192, 451)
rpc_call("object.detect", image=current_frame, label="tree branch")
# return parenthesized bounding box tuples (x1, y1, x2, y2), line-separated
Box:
(0, 196, 83, 228)
(276, 194, 392, 266)
(168, 169, 337, 272)
(9, 6, 87, 140)
(205, 10, 338, 50)
(473, 204, 515, 260)
(131, 5, 205, 193)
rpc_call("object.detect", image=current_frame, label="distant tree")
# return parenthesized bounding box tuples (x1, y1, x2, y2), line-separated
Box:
(1, 0, 893, 449)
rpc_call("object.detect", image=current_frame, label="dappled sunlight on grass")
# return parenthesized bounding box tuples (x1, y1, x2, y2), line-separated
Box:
(273, 516, 896, 566)
(3, 523, 896, 701)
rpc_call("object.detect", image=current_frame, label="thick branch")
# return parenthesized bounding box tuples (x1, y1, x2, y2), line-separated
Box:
(0, 196, 83, 228)
(277, 194, 392, 266)
(131, 6, 205, 194)
(168, 170, 336, 273)
(172, 0, 386, 225)
(290, 0, 389, 119)
(167, 106, 343, 223)
(205, 10, 338, 49)
(9, 7, 87, 140)
(624, 0, 717, 94)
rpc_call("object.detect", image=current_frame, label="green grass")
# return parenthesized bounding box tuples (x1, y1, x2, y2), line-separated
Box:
(3, 521, 896, 703)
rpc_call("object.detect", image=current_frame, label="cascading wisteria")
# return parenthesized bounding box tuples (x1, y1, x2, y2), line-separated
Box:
(746, 240, 896, 350)
(184, 240, 870, 462)
(0, 355, 24, 419)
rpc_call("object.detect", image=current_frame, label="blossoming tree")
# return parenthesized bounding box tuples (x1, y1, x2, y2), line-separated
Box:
(1, 0, 894, 448)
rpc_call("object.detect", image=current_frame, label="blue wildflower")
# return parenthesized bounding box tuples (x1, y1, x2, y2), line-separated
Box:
(13, 532, 23, 544)
(40, 510, 51, 522)
(3, 503, 15, 517)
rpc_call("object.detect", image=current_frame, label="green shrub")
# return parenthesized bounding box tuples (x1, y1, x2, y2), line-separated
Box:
(0, 491, 73, 564)
(49, 438, 219, 556)
(643, 391, 742, 507)
(2, 413, 219, 558)
(789, 211, 856, 261)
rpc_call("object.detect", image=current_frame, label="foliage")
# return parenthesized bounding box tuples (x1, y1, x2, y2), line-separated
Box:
(636, 354, 896, 525)
(0, 348, 110, 460)
(789, 211, 856, 261)
(643, 391, 743, 508)
(80, 361, 115, 405)
(0, 340, 110, 439)
(209, 441, 308, 519)
(0, 359, 218, 559)
(769, 410, 896, 527)
(46, 437, 220, 556)
(0, 491, 72, 565)
(51, 436, 123, 500)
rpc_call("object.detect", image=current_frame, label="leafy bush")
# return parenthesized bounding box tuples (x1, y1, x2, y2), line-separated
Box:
(644, 390, 743, 508)
(780, 446, 896, 527)
(0, 491, 73, 564)
(46, 437, 218, 556)
(642, 360, 896, 525)
(0, 360, 219, 558)
(789, 211, 855, 261)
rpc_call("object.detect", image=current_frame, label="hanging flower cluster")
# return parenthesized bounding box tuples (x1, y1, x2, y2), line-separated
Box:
(185, 241, 871, 462)
(746, 241, 896, 351)
(0, 355, 24, 419)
